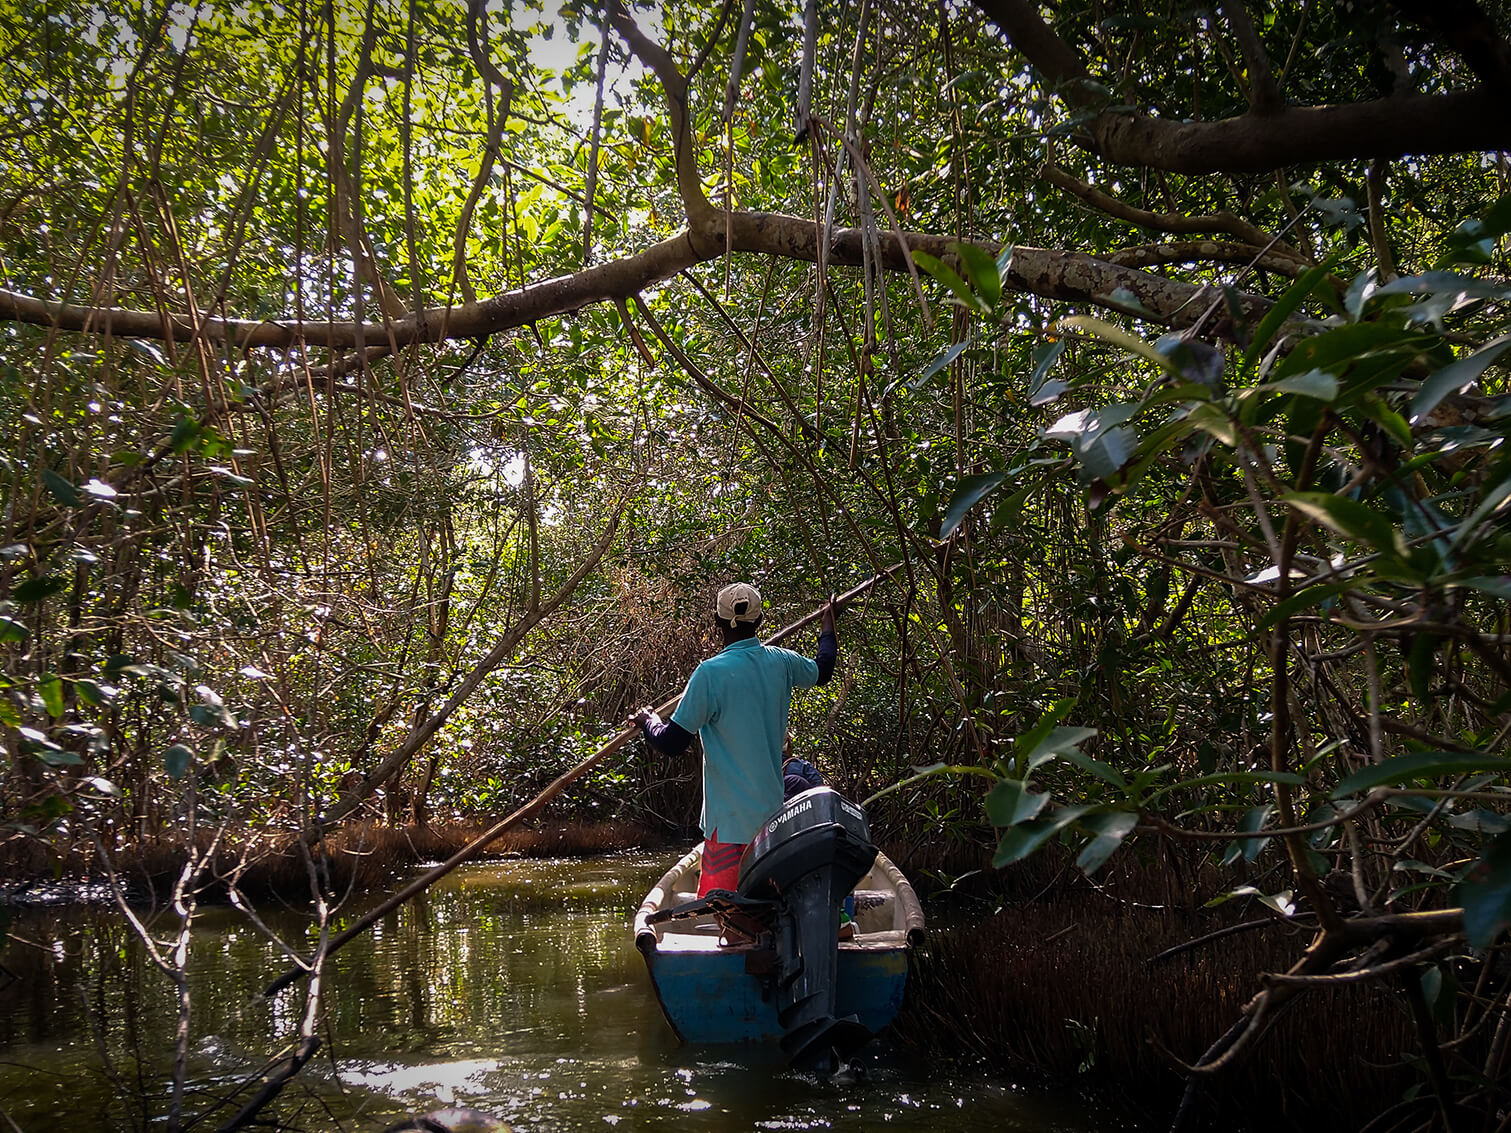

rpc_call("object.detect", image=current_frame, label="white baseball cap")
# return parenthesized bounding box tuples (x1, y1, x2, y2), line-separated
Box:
(716, 582, 763, 626)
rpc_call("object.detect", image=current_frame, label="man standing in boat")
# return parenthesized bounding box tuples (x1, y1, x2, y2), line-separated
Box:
(628, 583, 837, 896)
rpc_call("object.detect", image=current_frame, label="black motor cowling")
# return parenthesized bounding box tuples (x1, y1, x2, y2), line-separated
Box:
(737, 787, 877, 1070)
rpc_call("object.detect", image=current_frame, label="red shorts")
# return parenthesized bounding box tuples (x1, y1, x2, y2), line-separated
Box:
(698, 832, 746, 896)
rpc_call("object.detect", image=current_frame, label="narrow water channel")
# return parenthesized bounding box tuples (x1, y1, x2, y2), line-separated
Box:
(0, 852, 1135, 1130)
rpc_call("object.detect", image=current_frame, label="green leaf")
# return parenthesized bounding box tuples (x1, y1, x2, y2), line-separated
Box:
(1442, 196, 1511, 265)
(1458, 832, 1511, 948)
(41, 469, 82, 507)
(1410, 335, 1511, 424)
(1455, 576, 1511, 601)
(1146, 769, 1307, 802)
(1075, 810, 1137, 873)
(1257, 582, 1351, 630)
(913, 339, 971, 389)
(1449, 474, 1511, 554)
(941, 471, 1007, 538)
(1155, 335, 1224, 388)
(1058, 316, 1173, 372)
(1344, 269, 1375, 319)
(1407, 633, 1439, 700)
(1354, 394, 1413, 450)
(1081, 426, 1134, 481)
(1184, 402, 1238, 446)
(1421, 964, 1459, 1028)
(984, 778, 1050, 827)
(1266, 368, 1338, 401)
(1311, 195, 1364, 235)
(1022, 725, 1099, 772)
(34, 747, 84, 768)
(1273, 322, 1427, 381)
(1011, 698, 1077, 774)
(1028, 337, 1067, 406)
(1045, 405, 1137, 479)
(1372, 271, 1511, 302)
(1244, 254, 1342, 371)
(105, 653, 152, 678)
(12, 575, 66, 602)
(988, 484, 1035, 533)
(951, 241, 1002, 309)
(17, 727, 58, 751)
(996, 244, 1015, 280)
(1221, 805, 1274, 866)
(163, 743, 194, 779)
(1029, 381, 1067, 409)
(1059, 748, 1128, 788)
(169, 416, 202, 454)
(1284, 492, 1406, 559)
(0, 615, 27, 644)
(1395, 859, 1458, 880)
(992, 804, 1090, 867)
(38, 673, 63, 719)
(913, 251, 989, 314)
(1203, 886, 1251, 908)
(1331, 751, 1511, 798)
(1258, 889, 1297, 917)
(209, 464, 254, 486)
(1446, 808, 1511, 835)
(1099, 287, 1158, 319)
(74, 679, 108, 706)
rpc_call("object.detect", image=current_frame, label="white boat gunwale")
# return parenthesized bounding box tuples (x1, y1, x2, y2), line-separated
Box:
(633, 841, 925, 955)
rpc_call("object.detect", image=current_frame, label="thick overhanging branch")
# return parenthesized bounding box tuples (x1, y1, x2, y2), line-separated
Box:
(716, 211, 1271, 327)
(1086, 89, 1511, 174)
(0, 210, 1269, 350)
(0, 232, 702, 348)
(974, 0, 1511, 172)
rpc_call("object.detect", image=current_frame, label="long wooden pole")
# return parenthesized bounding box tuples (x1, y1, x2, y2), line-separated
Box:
(262, 559, 910, 998)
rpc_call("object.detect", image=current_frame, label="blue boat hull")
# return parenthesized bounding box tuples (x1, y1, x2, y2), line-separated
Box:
(643, 942, 910, 1044)
(633, 843, 924, 1051)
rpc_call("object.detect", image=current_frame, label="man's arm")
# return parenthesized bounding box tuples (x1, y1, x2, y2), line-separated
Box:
(627, 707, 695, 755)
(814, 597, 838, 686)
(627, 665, 710, 756)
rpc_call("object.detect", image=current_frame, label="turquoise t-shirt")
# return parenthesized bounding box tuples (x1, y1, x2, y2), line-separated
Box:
(671, 637, 820, 844)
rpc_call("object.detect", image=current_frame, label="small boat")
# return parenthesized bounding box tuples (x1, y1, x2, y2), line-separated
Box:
(633, 787, 925, 1069)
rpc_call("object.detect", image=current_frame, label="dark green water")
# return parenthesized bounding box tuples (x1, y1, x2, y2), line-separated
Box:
(0, 853, 1131, 1131)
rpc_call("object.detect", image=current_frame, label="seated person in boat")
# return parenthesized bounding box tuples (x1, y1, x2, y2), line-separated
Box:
(782, 733, 825, 800)
(628, 583, 837, 896)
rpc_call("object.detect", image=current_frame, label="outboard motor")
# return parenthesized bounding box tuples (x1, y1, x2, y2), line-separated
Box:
(737, 787, 877, 1071)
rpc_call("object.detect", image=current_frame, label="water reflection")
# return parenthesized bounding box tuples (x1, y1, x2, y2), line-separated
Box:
(0, 853, 1130, 1131)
